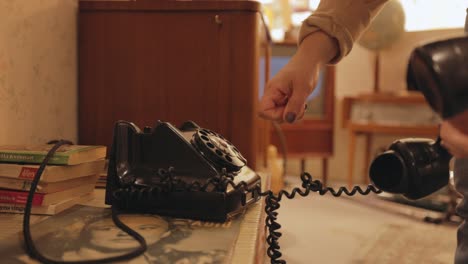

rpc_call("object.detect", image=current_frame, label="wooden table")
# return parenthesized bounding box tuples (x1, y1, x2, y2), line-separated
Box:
(342, 92, 439, 187)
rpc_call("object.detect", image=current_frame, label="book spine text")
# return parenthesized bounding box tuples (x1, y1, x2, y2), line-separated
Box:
(0, 153, 69, 165)
(0, 190, 44, 205)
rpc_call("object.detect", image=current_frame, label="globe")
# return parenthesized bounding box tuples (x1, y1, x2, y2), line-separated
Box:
(358, 0, 406, 51)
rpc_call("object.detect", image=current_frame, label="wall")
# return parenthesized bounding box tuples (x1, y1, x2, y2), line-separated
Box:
(288, 28, 466, 183)
(0, 0, 78, 145)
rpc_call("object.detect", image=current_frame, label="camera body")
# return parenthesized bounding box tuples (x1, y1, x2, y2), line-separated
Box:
(105, 120, 261, 222)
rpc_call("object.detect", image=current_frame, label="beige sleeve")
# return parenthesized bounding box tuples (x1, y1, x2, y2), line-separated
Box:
(299, 0, 388, 64)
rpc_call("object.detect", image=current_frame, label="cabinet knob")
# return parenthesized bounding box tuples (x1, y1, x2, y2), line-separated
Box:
(214, 15, 222, 25)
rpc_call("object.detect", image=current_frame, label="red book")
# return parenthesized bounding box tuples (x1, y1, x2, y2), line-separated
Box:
(0, 184, 95, 206)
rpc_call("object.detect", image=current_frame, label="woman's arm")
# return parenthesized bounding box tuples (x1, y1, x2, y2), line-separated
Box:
(300, 0, 388, 63)
(259, 0, 388, 123)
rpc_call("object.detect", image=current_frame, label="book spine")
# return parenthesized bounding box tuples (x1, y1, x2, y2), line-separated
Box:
(0, 190, 44, 205)
(0, 179, 33, 191)
(0, 204, 28, 214)
(0, 203, 55, 215)
(0, 193, 93, 215)
(0, 153, 69, 165)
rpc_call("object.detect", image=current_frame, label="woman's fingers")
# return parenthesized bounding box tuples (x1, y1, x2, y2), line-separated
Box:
(282, 81, 311, 123)
(259, 83, 289, 122)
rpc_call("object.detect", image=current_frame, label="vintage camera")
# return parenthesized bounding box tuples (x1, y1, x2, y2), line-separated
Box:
(105, 120, 261, 222)
(370, 36, 468, 199)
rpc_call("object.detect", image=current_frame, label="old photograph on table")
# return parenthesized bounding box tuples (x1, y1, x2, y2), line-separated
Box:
(0, 205, 243, 264)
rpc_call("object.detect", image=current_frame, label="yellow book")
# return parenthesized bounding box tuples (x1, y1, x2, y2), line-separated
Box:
(0, 159, 106, 182)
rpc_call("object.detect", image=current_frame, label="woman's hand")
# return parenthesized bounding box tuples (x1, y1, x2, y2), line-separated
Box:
(259, 31, 338, 123)
(440, 111, 468, 158)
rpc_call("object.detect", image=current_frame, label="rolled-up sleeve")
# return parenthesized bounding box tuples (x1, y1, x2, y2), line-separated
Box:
(299, 0, 388, 64)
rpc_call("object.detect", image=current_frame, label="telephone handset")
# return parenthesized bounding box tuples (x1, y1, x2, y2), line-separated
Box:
(105, 120, 261, 222)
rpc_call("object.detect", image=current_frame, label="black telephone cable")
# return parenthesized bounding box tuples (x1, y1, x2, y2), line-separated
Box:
(23, 140, 148, 264)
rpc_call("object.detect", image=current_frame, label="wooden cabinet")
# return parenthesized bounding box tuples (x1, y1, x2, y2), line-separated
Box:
(78, 0, 270, 169)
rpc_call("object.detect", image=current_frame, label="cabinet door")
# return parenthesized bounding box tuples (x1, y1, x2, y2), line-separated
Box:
(79, 8, 269, 168)
(132, 12, 227, 129)
(216, 11, 269, 169)
(79, 11, 226, 149)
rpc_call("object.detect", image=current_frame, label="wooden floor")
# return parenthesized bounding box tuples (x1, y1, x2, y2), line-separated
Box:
(274, 176, 458, 264)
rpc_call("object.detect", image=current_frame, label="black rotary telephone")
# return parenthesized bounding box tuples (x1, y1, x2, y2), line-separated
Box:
(105, 120, 261, 222)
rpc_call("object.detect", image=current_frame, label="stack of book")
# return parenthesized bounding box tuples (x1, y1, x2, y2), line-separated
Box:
(95, 160, 108, 189)
(0, 145, 106, 215)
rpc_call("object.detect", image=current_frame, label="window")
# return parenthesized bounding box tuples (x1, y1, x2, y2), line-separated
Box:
(400, 0, 467, 31)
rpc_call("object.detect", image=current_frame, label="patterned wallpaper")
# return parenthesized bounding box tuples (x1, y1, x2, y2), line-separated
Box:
(0, 0, 78, 145)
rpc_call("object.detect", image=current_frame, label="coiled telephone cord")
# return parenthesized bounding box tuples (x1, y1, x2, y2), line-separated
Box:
(250, 174, 382, 264)
(24, 141, 382, 264)
(113, 167, 383, 264)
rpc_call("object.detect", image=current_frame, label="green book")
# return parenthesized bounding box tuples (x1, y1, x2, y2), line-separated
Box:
(0, 145, 107, 165)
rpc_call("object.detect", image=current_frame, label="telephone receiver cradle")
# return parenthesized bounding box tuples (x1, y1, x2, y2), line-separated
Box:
(105, 120, 261, 222)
